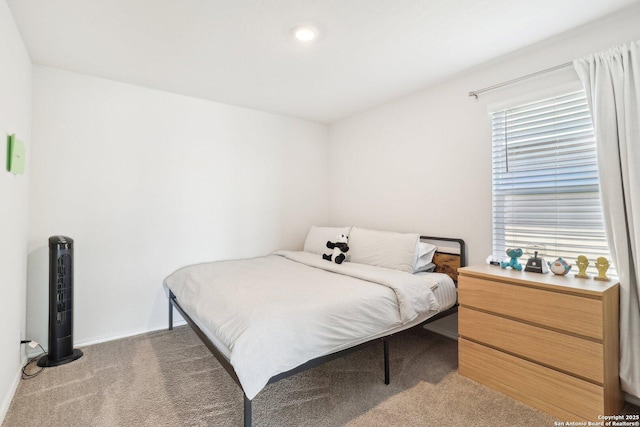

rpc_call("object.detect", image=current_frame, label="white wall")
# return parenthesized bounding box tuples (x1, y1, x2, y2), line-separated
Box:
(0, 0, 31, 422)
(328, 3, 640, 267)
(27, 67, 329, 347)
(10, 2, 640, 417)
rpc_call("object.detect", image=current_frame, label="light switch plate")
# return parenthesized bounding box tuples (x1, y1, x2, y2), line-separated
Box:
(7, 134, 25, 175)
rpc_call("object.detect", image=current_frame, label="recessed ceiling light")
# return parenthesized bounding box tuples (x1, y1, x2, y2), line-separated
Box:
(292, 25, 318, 42)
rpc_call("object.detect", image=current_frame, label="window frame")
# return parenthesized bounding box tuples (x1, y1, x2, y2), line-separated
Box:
(489, 85, 612, 277)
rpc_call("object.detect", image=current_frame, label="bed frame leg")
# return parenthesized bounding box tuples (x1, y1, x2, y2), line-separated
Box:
(383, 338, 390, 385)
(168, 292, 174, 331)
(244, 394, 252, 427)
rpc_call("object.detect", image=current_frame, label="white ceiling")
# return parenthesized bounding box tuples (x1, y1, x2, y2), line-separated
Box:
(7, 0, 639, 123)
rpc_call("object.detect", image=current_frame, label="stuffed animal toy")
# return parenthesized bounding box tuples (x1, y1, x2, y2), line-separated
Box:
(549, 257, 572, 276)
(500, 248, 523, 271)
(323, 233, 349, 264)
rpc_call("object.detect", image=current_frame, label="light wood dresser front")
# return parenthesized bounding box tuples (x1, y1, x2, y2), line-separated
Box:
(457, 264, 622, 421)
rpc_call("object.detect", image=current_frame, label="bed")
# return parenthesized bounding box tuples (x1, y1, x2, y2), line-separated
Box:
(164, 227, 465, 427)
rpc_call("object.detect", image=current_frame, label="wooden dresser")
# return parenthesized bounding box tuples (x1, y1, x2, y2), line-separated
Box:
(457, 264, 622, 421)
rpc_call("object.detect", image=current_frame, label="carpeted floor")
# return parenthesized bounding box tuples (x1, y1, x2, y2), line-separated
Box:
(3, 326, 638, 426)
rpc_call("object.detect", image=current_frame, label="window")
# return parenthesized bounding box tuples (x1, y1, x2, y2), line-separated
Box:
(491, 90, 612, 276)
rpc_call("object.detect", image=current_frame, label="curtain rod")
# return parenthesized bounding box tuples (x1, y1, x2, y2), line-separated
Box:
(468, 62, 573, 99)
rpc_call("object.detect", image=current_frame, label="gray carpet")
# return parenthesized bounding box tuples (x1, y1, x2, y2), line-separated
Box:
(3, 326, 637, 426)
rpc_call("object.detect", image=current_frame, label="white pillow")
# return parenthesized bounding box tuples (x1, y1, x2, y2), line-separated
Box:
(415, 242, 438, 272)
(303, 226, 351, 255)
(348, 227, 419, 273)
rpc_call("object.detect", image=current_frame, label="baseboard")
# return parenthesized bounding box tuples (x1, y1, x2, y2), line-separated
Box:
(625, 392, 640, 406)
(422, 323, 459, 341)
(75, 320, 187, 348)
(423, 311, 459, 341)
(25, 319, 189, 358)
(0, 355, 28, 426)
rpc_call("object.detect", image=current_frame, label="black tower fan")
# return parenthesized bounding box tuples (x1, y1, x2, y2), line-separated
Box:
(38, 236, 83, 367)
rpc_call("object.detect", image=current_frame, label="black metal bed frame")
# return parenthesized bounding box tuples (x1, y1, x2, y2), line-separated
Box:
(168, 236, 465, 427)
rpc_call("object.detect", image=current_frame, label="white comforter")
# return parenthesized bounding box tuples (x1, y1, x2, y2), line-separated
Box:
(163, 250, 440, 400)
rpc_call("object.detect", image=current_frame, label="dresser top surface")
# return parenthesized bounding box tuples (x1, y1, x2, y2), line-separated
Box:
(458, 264, 618, 295)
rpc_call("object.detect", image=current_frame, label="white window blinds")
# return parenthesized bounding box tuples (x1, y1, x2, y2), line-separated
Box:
(492, 90, 612, 275)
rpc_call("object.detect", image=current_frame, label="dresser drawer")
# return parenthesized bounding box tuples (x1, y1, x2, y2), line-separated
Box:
(459, 338, 606, 421)
(458, 275, 603, 340)
(459, 307, 604, 383)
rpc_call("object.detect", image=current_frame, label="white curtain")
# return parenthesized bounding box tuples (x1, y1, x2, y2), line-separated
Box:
(574, 40, 640, 399)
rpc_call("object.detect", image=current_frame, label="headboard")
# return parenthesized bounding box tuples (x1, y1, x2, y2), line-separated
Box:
(420, 236, 466, 283)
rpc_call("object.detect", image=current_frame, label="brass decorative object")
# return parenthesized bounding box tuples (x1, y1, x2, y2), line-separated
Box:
(574, 255, 590, 279)
(594, 257, 611, 282)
